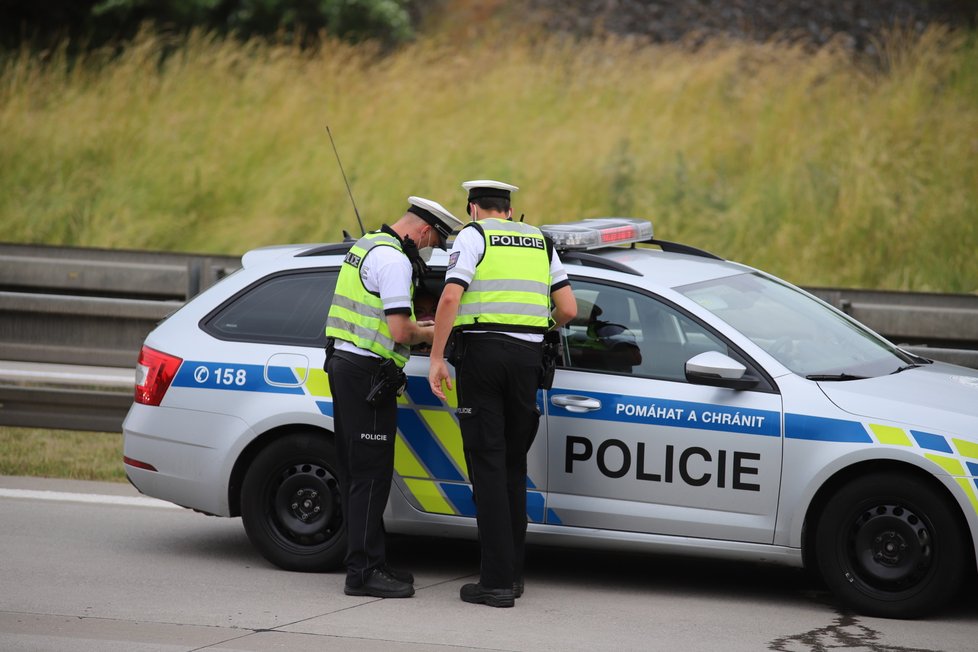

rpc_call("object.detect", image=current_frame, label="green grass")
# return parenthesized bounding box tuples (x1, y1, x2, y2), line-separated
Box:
(0, 427, 126, 481)
(2, 28, 976, 292)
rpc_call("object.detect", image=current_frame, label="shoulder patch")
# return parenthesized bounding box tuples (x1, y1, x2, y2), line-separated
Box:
(448, 251, 460, 270)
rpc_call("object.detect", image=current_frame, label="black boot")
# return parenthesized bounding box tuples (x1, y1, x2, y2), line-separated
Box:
(345, 568, 415, 598)
(460, 583, 515, 608)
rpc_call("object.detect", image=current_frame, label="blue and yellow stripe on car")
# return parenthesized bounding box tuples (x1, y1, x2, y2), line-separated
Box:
(305, 369, 978, 520)
(304, 367, 334, 417)
(787, 412, 978, 514)
(306, 369, 557, 523)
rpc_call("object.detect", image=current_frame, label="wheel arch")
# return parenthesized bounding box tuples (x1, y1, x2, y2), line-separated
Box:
(800, 458, 977, 575)
(227, 423, 335, 516)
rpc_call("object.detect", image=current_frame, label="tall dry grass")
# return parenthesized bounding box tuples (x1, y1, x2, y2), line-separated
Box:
(1, 28, 976, 291)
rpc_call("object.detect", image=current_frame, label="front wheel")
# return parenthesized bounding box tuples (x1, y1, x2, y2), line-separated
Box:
(241, 432, 346, 572)
(815, 472, 967, 618)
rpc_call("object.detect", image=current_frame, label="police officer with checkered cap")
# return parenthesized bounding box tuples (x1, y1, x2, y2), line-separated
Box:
(325, 196, 461, 599)
(428, 180, 577, 607)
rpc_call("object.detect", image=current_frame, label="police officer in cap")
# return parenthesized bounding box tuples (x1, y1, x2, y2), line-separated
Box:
(428, 180, 576, 607)
(325, 196, 462, 598)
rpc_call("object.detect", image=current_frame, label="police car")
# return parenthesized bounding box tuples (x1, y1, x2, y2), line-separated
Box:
(122, 218, 978, 619)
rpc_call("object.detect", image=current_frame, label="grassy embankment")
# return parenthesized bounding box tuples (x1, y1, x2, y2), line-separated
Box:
(2, 27, 976, 291)
(1, 28, 976, 480)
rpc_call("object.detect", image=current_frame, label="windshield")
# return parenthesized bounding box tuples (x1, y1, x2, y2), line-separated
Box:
(678, 273, 913, 378)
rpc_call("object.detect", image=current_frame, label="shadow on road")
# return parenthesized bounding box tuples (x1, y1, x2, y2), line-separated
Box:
(140, 515, 978, 623)
(388, 533, 978, 622)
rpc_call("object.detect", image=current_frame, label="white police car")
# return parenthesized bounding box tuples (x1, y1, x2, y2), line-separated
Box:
(122, 218, 978, 619)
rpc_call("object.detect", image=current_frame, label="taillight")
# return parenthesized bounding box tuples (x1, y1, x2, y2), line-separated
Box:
(134, 346, 183, 406)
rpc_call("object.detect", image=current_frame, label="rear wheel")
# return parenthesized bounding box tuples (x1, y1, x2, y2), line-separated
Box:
(241, 432, 345, 572)
(815, 472, 967, 618)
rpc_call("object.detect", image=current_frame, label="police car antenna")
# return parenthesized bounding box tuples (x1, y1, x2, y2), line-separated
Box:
(326, 125, 366, 236)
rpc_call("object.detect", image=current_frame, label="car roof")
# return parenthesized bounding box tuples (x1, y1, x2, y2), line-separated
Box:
(241, 242, 350, 268)
(241, 238, 753, 291)
(567, 245, 754, 289)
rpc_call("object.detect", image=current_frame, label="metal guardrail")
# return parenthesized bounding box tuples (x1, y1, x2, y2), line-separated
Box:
(1, 243, 977, 432)
(0, 242, 239, 299)
(0, 243, 239, 368)
(0, 361, 133, 432)
(805, 288, 978, 369)
(1, 243, 239, 432)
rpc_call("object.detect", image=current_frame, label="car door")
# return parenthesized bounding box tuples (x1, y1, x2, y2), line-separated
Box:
(396, 354, 553, 526)
(545, 279, 784, 544)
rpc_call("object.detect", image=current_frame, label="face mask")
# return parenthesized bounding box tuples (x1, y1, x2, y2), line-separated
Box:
(418, 228, 439, 262)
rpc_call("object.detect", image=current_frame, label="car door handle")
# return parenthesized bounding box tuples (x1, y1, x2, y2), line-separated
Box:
(550, 394, 602, 413)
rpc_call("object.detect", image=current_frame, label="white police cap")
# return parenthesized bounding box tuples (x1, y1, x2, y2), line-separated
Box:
(406, 196, 463, 241)
(462, 179, 519, 203)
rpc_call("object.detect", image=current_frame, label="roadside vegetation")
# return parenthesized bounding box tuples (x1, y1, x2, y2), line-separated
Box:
(0, 427, 125, 481)
(2, 27, 976, 292)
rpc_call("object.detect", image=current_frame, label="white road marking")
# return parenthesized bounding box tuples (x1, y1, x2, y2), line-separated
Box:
(0, 488, 180, 509)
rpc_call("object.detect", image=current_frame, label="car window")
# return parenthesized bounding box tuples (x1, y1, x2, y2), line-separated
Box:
(203, 270, 338, 347)
(678, 272, 911, 377)
(561, 280, 729, 382)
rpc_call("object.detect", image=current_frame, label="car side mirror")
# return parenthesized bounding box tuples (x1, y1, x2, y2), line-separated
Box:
(685, 351, 759, 390)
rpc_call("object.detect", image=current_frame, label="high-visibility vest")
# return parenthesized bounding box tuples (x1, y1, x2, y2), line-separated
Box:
(325, 230, 412, 367)
(454, 218, 552, 333)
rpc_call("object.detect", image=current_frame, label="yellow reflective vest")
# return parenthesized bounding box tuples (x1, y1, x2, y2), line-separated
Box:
(325, 230, 412, 367)
(454, 218, 552, 333)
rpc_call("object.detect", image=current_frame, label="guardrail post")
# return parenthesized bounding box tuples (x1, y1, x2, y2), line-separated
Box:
(187, 261, 202, 299)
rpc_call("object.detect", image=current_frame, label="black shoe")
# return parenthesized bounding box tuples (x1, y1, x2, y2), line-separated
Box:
(513, 579, 524, 599)
(382, 564, 414, 585)
(460, 582, 515, 608)
(344, 568, 415, 598)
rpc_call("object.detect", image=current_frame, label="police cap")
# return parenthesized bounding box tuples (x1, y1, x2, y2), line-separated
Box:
(462, 179, 519, 203)
(407, 196, 463, 242)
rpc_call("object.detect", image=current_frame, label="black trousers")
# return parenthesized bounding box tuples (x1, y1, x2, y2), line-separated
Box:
(325, 351, 398, 587)
(456, 334, 543, 590)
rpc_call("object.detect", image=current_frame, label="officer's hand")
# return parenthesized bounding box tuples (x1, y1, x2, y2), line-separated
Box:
(428, 357, 452, 400)
(416, 322, 435, 345)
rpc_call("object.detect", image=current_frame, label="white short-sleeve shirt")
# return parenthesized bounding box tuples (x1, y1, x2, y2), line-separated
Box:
(445, 222, 569, 343)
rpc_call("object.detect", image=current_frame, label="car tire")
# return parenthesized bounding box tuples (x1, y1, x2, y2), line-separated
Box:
(815, 472, 967, 618)
(241, 432, 346, 572)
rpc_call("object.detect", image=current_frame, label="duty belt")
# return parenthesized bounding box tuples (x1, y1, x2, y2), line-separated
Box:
(463, 332, 544, 351)
(331, 349, 385, 370)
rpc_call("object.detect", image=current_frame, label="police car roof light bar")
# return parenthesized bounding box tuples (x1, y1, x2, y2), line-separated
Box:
(541, 218, 654, 251)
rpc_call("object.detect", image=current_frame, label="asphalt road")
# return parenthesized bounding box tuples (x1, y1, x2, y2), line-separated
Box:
(1, 475, 975, 652)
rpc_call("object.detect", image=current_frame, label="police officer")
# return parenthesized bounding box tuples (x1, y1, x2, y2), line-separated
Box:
(325, 196, 462, 598)
(428, 180, 576, 607)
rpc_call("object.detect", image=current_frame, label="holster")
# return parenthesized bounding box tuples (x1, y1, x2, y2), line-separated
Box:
(539, 330, 560, 390)
(322, 337, 336, 371)
(365, 358, 407, 407)
(445, 329, 466, 367)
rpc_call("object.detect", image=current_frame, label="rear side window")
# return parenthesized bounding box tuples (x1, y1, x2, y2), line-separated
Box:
(202, 270, 338, 347)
